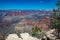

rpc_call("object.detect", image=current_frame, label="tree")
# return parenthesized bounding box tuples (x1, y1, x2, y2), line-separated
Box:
(56, 1, 60, 9)
(50, 0, 60, 38)
(50, 9, 58, 29)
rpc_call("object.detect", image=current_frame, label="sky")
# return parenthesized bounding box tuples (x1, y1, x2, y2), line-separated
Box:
(0, 0, 58, 10)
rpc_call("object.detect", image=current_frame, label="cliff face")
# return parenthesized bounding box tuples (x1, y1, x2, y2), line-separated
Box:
(0, 10, 52, 38)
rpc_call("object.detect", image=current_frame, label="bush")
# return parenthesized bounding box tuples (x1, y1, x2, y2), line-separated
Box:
(30, 27, 45, 39)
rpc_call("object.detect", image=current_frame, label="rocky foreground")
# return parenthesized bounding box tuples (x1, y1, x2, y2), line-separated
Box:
(6, 29, 57, 40)
(6, 33, 42, 40)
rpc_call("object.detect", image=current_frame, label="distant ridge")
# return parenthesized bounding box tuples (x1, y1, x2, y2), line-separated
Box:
(0, 10, 52, 16)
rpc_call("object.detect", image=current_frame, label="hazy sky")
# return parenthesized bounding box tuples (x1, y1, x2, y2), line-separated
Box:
(0, 0, 58, 10)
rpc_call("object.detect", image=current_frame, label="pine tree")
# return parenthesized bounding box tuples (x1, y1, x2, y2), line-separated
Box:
(50, 9, 58, 29)
(50, 0, 60, 38)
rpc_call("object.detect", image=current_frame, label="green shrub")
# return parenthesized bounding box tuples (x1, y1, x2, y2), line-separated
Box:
(30, 27, 45, 39)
